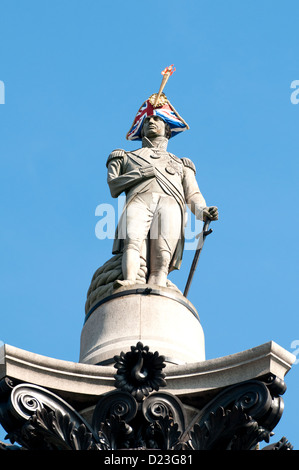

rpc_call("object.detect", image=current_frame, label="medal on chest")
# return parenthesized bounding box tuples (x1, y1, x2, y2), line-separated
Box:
(165, 158, 183, 176)
(148, 149, 183, 176)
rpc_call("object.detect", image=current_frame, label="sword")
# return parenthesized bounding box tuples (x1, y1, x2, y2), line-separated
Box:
(183, 219, 213, 298)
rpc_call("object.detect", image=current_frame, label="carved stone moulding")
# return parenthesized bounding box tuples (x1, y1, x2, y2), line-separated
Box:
(0, 342, 295, 451)
(0, 341, 294, 407)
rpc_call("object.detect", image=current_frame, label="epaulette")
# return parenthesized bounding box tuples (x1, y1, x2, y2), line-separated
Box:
(106, 149, 126, 167)
(181, 157, 196, 174)
(168, 153, 183, 164)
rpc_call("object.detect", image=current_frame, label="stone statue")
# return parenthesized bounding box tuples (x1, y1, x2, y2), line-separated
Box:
(106, 86, 218, 290)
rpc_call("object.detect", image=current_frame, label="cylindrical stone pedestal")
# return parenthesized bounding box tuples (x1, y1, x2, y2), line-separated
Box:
(79, 284, 205, 365)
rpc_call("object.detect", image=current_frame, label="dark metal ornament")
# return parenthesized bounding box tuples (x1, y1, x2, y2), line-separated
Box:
(0, 344, 294, 451)
(113, 342, 167, 401)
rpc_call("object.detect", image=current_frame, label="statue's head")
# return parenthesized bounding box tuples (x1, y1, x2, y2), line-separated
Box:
(126, 93, 189, 141)
(141, 115, 172, 140)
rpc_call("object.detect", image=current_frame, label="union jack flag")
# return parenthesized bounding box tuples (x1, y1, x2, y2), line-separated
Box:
(126, 98, 188, 141)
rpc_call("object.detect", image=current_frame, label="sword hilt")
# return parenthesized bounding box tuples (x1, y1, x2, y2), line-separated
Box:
(196, 219, 213, 239)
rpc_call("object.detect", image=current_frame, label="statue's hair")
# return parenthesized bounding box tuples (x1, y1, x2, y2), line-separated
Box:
(164, 122, 172, 139)
(141, 117, 172, 140)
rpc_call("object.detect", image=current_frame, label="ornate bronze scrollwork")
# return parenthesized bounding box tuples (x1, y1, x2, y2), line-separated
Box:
(0, 346, 293, 451)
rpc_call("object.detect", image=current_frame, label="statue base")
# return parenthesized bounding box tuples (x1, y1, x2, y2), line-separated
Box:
(79, 284, 205, 365)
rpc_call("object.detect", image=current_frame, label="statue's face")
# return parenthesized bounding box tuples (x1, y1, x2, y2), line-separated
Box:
(142, 115, 166, 139)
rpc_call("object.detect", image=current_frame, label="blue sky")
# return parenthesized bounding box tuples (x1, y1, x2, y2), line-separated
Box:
(0, 0, 298, 449)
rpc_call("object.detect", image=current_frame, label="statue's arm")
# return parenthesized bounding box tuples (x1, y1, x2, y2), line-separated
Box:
(182, 158, 218, 222)
(106, 150, 154, 198)
(182, 159, 206, 221)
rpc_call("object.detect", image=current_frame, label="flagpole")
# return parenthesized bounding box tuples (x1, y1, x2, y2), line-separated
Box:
(154, 65, 176, 107)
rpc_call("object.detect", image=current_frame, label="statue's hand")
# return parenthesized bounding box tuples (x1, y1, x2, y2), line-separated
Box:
(203, 206, 218, 221)
(140, 165, 156, 178)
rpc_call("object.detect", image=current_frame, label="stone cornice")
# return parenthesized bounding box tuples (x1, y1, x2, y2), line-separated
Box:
(0, 341, 295, 408)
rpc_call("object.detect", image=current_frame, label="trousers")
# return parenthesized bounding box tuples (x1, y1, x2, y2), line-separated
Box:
(122, 191, 182, 276)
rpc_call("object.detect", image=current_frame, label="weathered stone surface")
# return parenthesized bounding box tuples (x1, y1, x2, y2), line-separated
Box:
(80, 284, 205, 366)
(0, 341, 295, 411)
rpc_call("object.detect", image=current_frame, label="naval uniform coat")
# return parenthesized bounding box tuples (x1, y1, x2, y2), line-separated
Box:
(106, 141, 206, 271)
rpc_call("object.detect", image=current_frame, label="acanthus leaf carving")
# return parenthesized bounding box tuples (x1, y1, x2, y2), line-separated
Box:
(0, 346, 293, 451)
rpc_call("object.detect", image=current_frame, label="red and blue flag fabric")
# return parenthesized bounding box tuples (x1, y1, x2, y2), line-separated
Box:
(126, 94, 189, 141)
